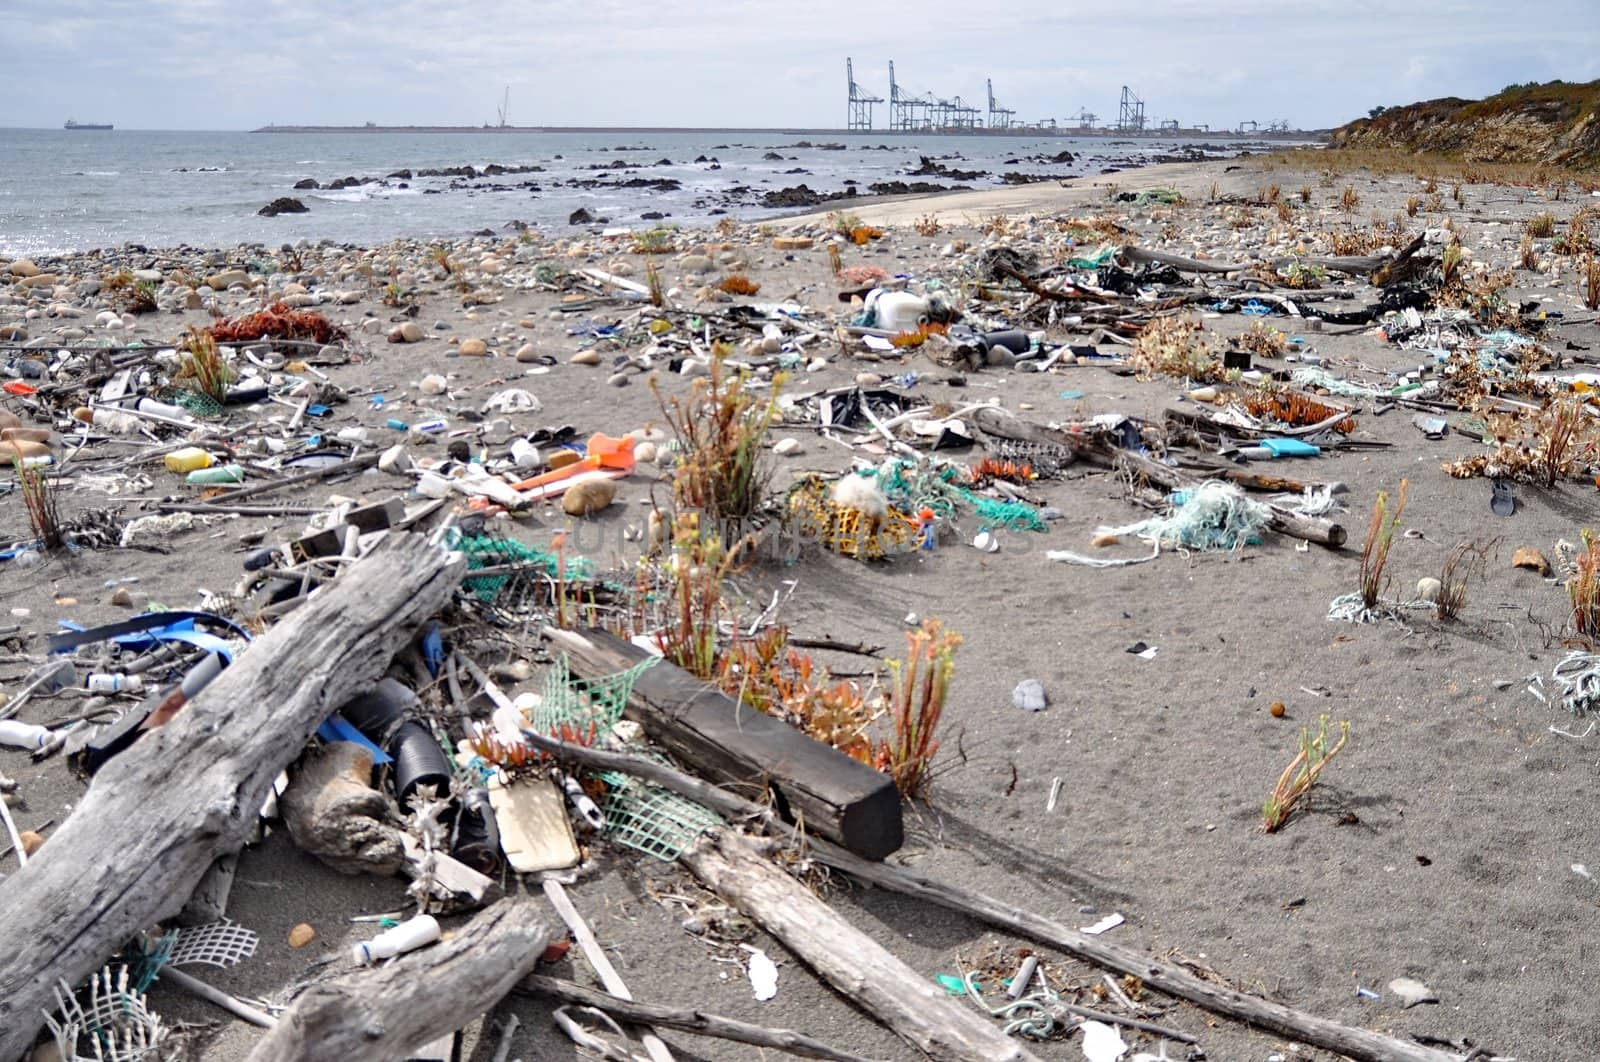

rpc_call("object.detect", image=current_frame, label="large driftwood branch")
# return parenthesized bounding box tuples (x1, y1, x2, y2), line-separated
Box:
(1121, 244, 1409, 278)
(246, 897, 551, 1062)
(530, 736, 1458, 1062)
(681, 831, 1040, 1062)
(517, 975, 879, 1062)
(0, 535, 463, 1060)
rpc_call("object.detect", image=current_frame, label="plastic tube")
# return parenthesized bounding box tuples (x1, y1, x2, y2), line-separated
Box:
(387, 721, 452, 804)
(351, 914, 440, 965)
(187, 465, 245, 485)
(86, 673, 144, 694)
(339, 678, 417, 741)
(0, 720, 51, 750)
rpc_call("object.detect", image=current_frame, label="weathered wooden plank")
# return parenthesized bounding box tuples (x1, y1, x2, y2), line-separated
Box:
(246, 896, 550, 1062)
(544, 627, 903, 860)
(0, 534, 463, 1061)
(681, 830, 1039, 1062)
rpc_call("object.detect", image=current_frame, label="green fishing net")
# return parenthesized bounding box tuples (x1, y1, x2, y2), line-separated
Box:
(455, 533, 594, 603)
(533, 652, 720, 860)
(156, 386, 224, 419)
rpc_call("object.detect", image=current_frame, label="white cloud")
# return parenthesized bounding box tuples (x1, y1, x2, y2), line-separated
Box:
(0, 0, 1594, 130)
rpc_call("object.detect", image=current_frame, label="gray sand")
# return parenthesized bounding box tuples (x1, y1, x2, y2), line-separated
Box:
(3, 156, 1598, 1061)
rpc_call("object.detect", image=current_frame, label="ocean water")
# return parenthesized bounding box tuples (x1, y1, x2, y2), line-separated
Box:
(0, 128, 1256, 255)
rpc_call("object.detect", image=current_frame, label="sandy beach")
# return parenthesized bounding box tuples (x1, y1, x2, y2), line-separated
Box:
(4, 151, 1600, 1062)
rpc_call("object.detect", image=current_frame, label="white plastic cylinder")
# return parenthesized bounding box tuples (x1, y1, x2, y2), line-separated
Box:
(415, 472, 452, 499)
(873, 291, 930, 333)
(135, 397, 194, 422)
(0, 721, 51, 750)
(352, 915, 440, 965)
(86, 673, 144, 694)
(510, 439, 541, 469)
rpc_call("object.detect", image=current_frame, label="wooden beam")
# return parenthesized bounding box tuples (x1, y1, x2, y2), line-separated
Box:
(543, 627, 903, 860)
(246, 897, 550, 1062)
(680, 830, 1040, 1062)
(0, 535, 463, 1060)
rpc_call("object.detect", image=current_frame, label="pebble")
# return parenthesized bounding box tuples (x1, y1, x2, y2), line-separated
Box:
(985, 347, 1017, 368)
(458, 337, 488, 356)
(1416, 577, 1442, 602)
(1511, 546, 1550, 576)
(388, 321, 424, 343)
(680, 254, 714, 274)
(563, 479, 618, 516)
(1012, 679, 1048, 712)
(1091, 533, 1121, 548)
(634, 441, 658, 463)
(514, 343, 539, 362)
(772, 438, 802, 456)
(856, 372, 883, 387)
(419, 374, 448, 395)
(288, 923, 317, 948)
(570, 348, 602, 366)
(607, 372, 630, 387)
(110, 587, 134, 607)
(8, 258, 40, 277)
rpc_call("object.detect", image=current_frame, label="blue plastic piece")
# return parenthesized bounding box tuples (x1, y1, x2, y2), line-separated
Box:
(316, 716, 393, 764)
(421, 623, 445, 678)
(1260, 437, 1321, 458)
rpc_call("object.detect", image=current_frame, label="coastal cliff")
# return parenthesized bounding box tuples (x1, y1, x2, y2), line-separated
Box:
(1331, 80, 1599, 168)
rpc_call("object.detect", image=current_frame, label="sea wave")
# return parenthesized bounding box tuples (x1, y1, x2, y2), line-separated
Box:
(315, 186, 423, 203)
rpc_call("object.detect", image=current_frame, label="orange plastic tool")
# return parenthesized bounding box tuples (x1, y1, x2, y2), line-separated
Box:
(511, 432, 635, 492)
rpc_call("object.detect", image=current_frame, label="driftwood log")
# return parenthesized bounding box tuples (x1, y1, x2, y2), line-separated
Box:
(530, 737, 1458, 1062)
(1121, 243, 1413, 278)
(1117, 450, 1347, 547)
(517, 975, 877, 1062)
(0, 535, 463, 1060)
(544, 627, 903, 860)
(246, 896, 550, 1062)
(680, 830, 1040, 1062)
(969, 406, 1346, 546)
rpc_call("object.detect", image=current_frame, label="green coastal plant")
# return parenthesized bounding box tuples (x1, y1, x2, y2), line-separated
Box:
(14, 457, 63, 551)
(1358, 479, 1408, 611)
(177, 325, 233, 403)
(1262, 714, 1350, 832)
(632, 226, 676, 254)
(876, 619, 961, 801)
(1569, 530, 1600, 639)
(651, 344, 782, 536)
(1436, 538, 1497, 621)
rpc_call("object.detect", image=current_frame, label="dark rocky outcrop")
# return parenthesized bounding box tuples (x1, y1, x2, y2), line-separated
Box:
(258, 197, 309, 217)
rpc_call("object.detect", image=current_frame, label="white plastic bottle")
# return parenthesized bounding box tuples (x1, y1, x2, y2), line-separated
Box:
(351, 915, 441, 965)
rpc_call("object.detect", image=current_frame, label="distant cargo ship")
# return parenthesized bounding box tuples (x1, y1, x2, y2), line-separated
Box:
(64, 119, 113, 130)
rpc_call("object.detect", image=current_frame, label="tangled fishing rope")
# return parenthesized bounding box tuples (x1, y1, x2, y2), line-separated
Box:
(1553, 651, 1600, 716)
(961, 969, 1070, 1039)
(1101, 481, 1269, 551)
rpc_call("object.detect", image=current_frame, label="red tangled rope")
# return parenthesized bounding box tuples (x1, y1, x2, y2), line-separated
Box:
(207, 301, 346, 344)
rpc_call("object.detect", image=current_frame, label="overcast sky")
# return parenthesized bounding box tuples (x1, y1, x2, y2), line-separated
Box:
(2, 0, 1596, 132)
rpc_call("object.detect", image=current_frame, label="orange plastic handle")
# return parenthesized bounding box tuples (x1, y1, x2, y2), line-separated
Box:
(510, 433, 635, 491)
